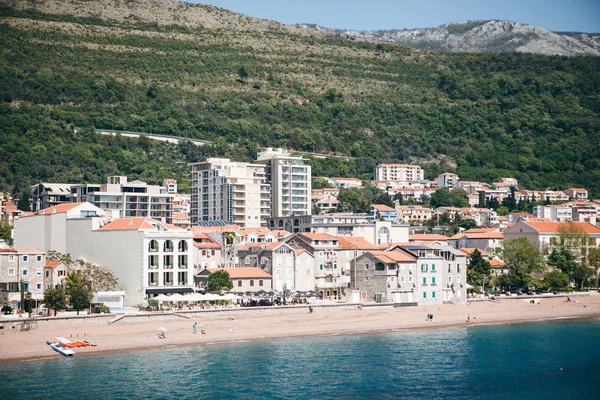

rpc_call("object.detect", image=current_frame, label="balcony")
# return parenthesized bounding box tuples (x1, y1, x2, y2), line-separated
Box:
(148, 265, 159, 270)
(164, 265, 174, 270)
(178, 264, 187, 269)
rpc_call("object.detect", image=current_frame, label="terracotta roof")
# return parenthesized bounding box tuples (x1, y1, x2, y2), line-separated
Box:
(337, 237, 378, 250)
(190, 225, 241, 234)
(271, 230, 291, 237)
(524, 221, 600, 234)
(206, 268, 271, 279)
(4, 202, 19, 213)
(239, 228, 273, 237)
(371, 204, 395, 212)
(368, 251, 416, 263)
(459, 248, 489, 256)
(98, 218, 166, 231)
(0, 241, 17, 252)
(464, 232, 504, 239)
(409, 234, 448, 241)
(172, 212, 190, 220)
(193, 234, 221, 249)
(12, 246, 45, 254)
(300, 233, 338, 241)
(489, 260, 506, 267)
(39, 202, 88, 215)
(45, 260, 63, 268)
(294, 248, 306, 255)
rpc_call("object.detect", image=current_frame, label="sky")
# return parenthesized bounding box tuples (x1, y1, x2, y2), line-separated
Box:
(191, 0, 600, 33)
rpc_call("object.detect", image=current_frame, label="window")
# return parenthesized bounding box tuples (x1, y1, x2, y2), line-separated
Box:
(457, 276, 461, 283)
(432, 277, 436, 285)
(259, 280, 263, 287)
(202, 250, 206, 256)
(9, 255, 14, 262)
(238, 280, 242, 287)
(334, 263, 337, 269)
(8, 268, 15, 276)
(422, 277, 426, 284)
(431, 264, 436, 271)
(250, 280, 254, 287)
(46, 270, 50, 278)
(401, 276, 405, 283)
(320, 264, 323, 270)
(421, 264, 427, 272)
(211, 250, 216, 256)
(375, 263, 385, 271)
(408, 276, 413, 282)
(22, 255, 29, 262)
(432, 291, 436, 298)
(448, 276, 452, 283)
(36, 283, 42, 291)
(36, 268, 42, 277)
(36, 255, 43, 262)
(22, 268, 28, 277)
(423, 292, 427, 299)
(23, 282, 29, 292)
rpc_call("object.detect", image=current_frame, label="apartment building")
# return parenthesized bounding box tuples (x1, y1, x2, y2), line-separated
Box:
(0, 240, 46, 309)
(190, 158, 270, 228)
(374, 164, 424, 181)
(396, 205, 433, 224)
(31, 183, 72, 211)
(162, 179, 178, 194)
(436, 173, 459, 189)
(256, 148, 311, 218)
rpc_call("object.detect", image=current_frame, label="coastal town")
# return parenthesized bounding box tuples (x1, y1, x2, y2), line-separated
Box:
(1, 147, 599, 316)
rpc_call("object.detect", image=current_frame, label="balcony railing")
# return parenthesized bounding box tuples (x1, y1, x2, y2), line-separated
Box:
(148, 265, 158, 270)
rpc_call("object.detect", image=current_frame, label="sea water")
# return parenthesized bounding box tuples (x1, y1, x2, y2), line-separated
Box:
(1, 318, 599, 399)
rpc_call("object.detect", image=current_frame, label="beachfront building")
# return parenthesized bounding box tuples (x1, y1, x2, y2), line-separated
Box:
(43, 260, 68, 291)
(255, 148, 311, 218)
(374, 164, 425, 181)
(0, 240, 46, 310)
(193, 233, 222, 271)
(196, 267, 272, 292)
(238, 242, 315, 291)
(190, 158, 270, 228)
(503, 221, 600, 255)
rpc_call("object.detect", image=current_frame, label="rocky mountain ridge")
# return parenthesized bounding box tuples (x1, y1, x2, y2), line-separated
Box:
(299, 20, 600, 57)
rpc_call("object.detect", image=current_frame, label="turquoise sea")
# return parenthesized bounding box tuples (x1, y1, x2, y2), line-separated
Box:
(1, 318, 599, 399)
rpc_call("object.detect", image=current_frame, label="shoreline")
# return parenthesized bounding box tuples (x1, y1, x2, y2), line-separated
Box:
(1, 296, 599, 363)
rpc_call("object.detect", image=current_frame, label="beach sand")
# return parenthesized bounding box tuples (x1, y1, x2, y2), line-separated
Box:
(1, 296, 599, 362)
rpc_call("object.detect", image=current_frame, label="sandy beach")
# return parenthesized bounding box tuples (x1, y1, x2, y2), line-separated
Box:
(1, 295, 599, 363)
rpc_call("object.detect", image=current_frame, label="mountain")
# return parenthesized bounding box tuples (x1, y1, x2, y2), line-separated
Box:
(0, 0, 599, 197)
(301, 20, 600, 57)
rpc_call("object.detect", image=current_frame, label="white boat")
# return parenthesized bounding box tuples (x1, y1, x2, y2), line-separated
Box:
(50, 342, 75, 357)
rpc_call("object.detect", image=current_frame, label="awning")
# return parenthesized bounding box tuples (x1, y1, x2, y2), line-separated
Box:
(145, 287, 194, 295)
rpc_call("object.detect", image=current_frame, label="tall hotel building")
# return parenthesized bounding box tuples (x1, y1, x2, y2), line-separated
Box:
(256, 148, 311, 218)
(190, 159, 270, 228)
(374, 164, 424, 181)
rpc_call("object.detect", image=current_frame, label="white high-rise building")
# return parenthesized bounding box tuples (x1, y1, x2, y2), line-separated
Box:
(256, 148, 311, 218)
(190, 158, 270, 228)
(374, 164, 424, 181)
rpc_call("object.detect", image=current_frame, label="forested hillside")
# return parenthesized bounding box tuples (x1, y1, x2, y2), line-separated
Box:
(0, 0, 599, 196)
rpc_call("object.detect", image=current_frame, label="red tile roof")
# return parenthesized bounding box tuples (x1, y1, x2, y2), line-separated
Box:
(525, 221, 600, 234)
(368, 251, 416, 263)
(45, 260, 63, 268)
(409, 234, 448, 241)
(371, 204, 395, 211)
(489, 260, 506, 267)
(337, 237, 378, 250)
(300, 233, 338, 241)
(206, 268, 271, 279)
(459, 248, 489, 256)
(12, 246, 45, 254)
(39, 202, 88, 215)
(98, 218, 163, 231)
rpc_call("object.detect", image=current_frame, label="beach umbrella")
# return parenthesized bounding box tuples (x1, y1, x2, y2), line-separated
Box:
(168, 293, 186, 301)
(153, 294, 169, 301)
(158, 327, 168, 332)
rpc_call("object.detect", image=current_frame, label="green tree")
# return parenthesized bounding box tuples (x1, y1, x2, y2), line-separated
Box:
(312, 178, 330, 189)
(430, 189, 468, 208)
(0, 222, 12, 244)
(43, 286, 67, 317)
(498, 238, 546, 292)
(48, 251, 117, 292)
(467, 249, 492, 291)
(548, 249, 577, 278)
(238, 66, 249, 82)
(23, 292, 36, 317)
(69, 283, 93, 315)
(587, 248, 600, 288)
(337, 188, 370, 213)
(17, 192, 31, 212)
(206, 270, 233, 293)
(540, 270, 569, 291)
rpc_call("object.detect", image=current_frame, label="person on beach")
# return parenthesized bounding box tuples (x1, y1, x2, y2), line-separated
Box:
(193, 322, 197, 334)
(466, 314, 470, 323)
(309, 306, 313, 314)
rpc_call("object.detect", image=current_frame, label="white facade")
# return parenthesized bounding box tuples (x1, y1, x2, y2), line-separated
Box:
(374, 164, 424, 181)
(190, 158, 270, 228)
(256, 148, 311, 218)
(436, 173, 459, 189)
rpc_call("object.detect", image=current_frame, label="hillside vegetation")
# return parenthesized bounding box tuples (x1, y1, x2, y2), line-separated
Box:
(0, 0, 599, 196)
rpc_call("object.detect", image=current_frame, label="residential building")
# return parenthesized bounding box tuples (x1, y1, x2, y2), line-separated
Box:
(256, 148, 311, 218)
(171, 212, 191, 230)
(448, 228, 504, 252)
(436, 173, 459, 189)
(0, 240, 46, 309)
(503, 221, 600, 254)
(564, 188, 588, 201)
(193, 233, 222, 270)
(499, 178, 519, 187)
(397, 205, 433, 224)
(533, 205, 573, 222)
(190, 158, 270, 228)
(238, 242, 315, 291)
(31, 183, 72, 211)
(370, 204, 397, 221)
(330, 177, 363, 189)
(374, 164, 425, 181)
(409, 234, 449, 243)
(196, 268, 272, 293)
(162, 179, 178, 194)
(87, 176, 173, 223)
(44, 260, 68, 291)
